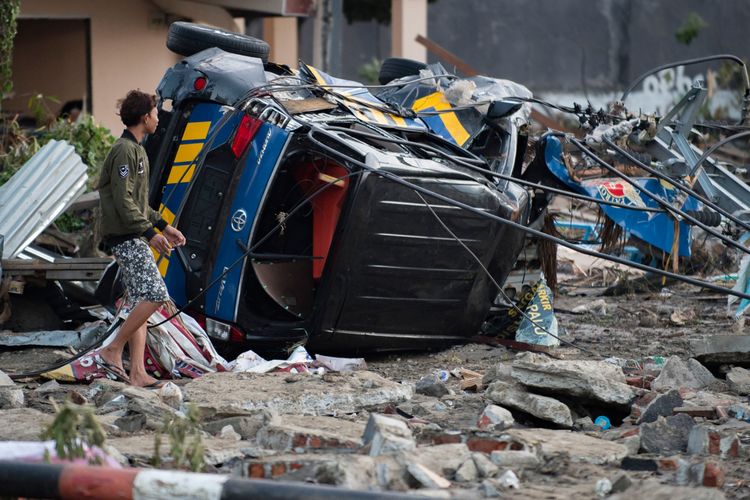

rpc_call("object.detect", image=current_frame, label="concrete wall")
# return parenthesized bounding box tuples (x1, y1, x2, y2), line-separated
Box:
(8, 18, 88, 118)
(18, 0, 180, 133)
(311, 0, 750, 94)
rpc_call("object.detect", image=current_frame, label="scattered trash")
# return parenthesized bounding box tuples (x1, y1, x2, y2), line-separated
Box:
(594, 416, 611, 430)
(595, 478, 612, 497)
(497, 469, 520, 489)
(313, 354, 367, 372)
(572, 299, 608, 315)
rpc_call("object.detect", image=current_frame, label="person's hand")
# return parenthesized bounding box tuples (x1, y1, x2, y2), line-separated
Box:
(163, 225, 186, 247)
(149, 233, 172, 255)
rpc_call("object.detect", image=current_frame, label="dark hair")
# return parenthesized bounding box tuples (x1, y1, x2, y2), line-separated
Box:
(118, 90, 156, 127)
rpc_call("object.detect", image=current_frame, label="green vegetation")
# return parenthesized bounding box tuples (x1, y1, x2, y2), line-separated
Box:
(153, 404, 205, 472)
(41, 401, 107, 465)
(675, 12, 707, 45)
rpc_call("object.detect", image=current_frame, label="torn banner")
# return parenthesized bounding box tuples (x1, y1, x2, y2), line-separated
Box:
(481, 277, 560, 347)
(44, 303, 229, 382)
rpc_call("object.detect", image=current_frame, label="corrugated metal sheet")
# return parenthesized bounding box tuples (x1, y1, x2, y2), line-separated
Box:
(0, 140, 88, 259)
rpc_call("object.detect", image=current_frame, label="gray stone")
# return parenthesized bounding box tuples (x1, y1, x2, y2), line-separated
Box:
(651, 357, 718, 392)
(486, 380, 573, 428)
(454, 458, 478, 482)
(638, 389, 683, 424)
(108, 435, 245, 467)
(407, 463, 451, 489)
(415, 377, 449, 398)
(640, 414, 695, 454)
(0, 386, 24, 409)
(184, 371, 412, 417)
(113, 414, 146, 433)
(726, 367, 750, 395)
(472, 452, 499, 478)
(610, 473, 632, 493)
(202, 412, 273, 440)
(574, 416, 600, 432)
(692, 334, 750, 365)
(35, 380, 61, 394)
(362, 414, 415, 456)
(511, 353, 635, 406)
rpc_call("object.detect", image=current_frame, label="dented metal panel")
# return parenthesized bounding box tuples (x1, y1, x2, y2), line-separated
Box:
(0, 140, 88, 259)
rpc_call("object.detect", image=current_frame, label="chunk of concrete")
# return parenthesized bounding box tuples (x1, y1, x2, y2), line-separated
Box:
(0, 408, 52, 440)
(490, 450, 540, 469)
(651, 357, 717, 392)
(409, 443, 472, 478)
(477, 404, 514, 430)
(184, 371, 412, 417)
(691, 334, 750, 364)
(471, 452, 499, 478)
(640, 414, 696, 454)
(0, 369, 23, 409)
(486, 380, 573, 428)
(504, 428, 628, 465)
(407, 463, 451, 489)
(454, 457, 478, 482)
(362, 414, 415, 456)
(511, 353, 635, 406)
(202, 411, 273, 440)
(687, 423, 744, 459)
(0, 387, 24, 409)
(258, 415, 364, 452)
(0, 369, 14, 386)
(726, 367, 750, 395)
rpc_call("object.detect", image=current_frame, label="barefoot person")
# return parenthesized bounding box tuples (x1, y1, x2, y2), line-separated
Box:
(96, 90, 185, 387)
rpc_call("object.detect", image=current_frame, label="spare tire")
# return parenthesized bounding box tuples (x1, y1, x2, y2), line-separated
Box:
(378, 57, 428, 85)
(167, 22, 270, 63)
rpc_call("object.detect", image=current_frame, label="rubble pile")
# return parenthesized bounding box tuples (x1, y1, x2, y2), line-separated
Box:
(1, 287, 750, 500)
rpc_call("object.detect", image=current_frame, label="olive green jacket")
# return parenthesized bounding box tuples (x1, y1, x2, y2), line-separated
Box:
(98, 130, 166, 246)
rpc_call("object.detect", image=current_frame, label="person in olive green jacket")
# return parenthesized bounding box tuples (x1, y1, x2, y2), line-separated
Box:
(96, 90, 185, 388)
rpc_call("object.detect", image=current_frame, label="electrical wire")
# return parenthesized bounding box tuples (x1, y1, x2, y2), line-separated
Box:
(329, 125, 665, 213)
(305, 125, 750, 301)
(567, 136, 750, 255)
(603, 136, 750, 233)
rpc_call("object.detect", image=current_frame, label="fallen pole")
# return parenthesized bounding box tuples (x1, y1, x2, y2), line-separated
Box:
(0, 461, 421, 500)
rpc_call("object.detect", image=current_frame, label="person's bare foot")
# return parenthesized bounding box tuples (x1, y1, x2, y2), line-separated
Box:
(129, 374, 164, 388)
(97, 347, 126, 375)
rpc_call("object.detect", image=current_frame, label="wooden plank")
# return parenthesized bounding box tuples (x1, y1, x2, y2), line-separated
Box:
(415, 34, 478, 76)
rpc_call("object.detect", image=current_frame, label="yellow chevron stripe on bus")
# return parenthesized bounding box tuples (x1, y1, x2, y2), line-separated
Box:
(182, 121, 211, 141)
(173, 143, 203, 164)
(412, 92, 470, 146)
(167, 164, 196, 184)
